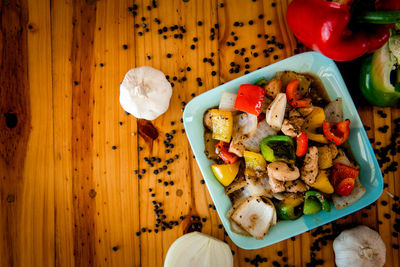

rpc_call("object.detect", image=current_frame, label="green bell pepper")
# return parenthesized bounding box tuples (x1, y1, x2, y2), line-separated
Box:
(275, 198, 303, 220)
(254, 78, 268, 87)
(360, 34, 400, 107)
(260, 135, 295, 162)
(303, 198, 321, 215)
(303, 190, 331, 215)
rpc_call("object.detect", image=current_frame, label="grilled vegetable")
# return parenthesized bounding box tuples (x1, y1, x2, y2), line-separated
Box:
(303, 106, 329, 144)
(234, 84, 265, 115)
(211, 162, 240, 186)
(243, 151, 267, 171)
(323, 120, 351, 146)
(275, 197, 303, 220)
(210, 109, 233, 143)
(260, 135, 295, 162)
(310, 170, 334, 194)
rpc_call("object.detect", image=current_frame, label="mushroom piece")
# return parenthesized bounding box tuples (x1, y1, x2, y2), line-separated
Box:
(265, 93, 287, 131)
(333, 225, 386, 267)
(119, 66, 172, 120)
(267, 161, 300, 182)
(230, 196, 276, 240)
(301, 146, 319, 185)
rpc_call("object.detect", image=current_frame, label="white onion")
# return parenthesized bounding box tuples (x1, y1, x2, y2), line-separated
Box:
(164, 232, 233, 267)
(234, 113, 257, 135)
(324, 98, 343, 123)
(219, 92, 237, 111)
(243, 120, 277, 152)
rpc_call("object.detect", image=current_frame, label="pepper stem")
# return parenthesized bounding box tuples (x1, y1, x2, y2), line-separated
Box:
(357, 10, 400, 24)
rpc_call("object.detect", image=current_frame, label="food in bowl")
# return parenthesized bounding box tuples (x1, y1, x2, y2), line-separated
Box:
(203, 71, 366, 240)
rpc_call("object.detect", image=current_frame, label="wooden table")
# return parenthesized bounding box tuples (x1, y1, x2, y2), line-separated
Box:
(1, 0, 399, 266)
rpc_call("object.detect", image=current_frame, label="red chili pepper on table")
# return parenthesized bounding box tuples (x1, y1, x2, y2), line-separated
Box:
(296, 131, 308, 157)
(286, 0, 400, 61)
(323, 120, 351, 146)
(286, 79, 311, 108)
(331, 163, 360, 196)
(234, 84, 265, 116)
(215, 141, 238, 164)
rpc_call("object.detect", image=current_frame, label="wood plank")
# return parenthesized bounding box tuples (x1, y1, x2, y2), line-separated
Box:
(53, 0, 140, 266)
(0, 0, 54, 266)
(133, 1, 220, 266)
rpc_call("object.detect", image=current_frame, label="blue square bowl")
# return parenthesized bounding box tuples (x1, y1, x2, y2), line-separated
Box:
(182, 52, 383, 249)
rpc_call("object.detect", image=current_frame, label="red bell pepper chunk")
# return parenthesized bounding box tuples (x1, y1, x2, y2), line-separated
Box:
(286, 0, 400, 61)
(336, 178, 355, 196)
(234, 84, 265, 116)
(286, 79, 311, 108)
(323, 120, 350, 146)
(215, 141, 238, 164)
(331, 163, 359, 195)
(296, 131, 308, 157)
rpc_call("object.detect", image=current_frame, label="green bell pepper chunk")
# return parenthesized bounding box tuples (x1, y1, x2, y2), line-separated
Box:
(254, 78, 268, 87)
(275, 200, 303, 220)
(260, 135, 295, 162)
(303, 198, 321, 215)
(303, 190, 331, 215)
(360, 35, 400, 107)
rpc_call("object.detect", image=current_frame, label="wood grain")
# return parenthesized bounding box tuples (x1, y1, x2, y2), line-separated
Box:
(0, 0, 54, 266)
(0, 0, 399, 266)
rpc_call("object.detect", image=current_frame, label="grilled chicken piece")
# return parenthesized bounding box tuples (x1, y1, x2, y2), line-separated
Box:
(285, 180, 308, 193)
(203, 109, 213, 130)
(229, 134, 247, 157)
(230, 196, 276, 240)
(301, 146, 319, 185)
(267, 161, 300, 182)
(298, 106, 314, 117)
(265, 78, 282, 99)
(268, 177, 285, 193)
(289, 109, 305, 128)
(281, 119, 299, 137)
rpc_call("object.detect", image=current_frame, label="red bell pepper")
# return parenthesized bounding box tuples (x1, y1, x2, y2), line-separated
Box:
(287, 0, 400, 61)
(286, 79, 311, 108)
(331, 162, 359, 196)
(296, 131, 308, 157)
(336, 178, 355, 196)
(234, 84, 265, 116)
(215, 141, 238, 164)
(323, 120, 350, 145)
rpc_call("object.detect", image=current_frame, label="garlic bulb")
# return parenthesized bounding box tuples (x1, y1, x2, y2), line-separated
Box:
(164, 232, 233, 267)
(333, 225, 386, 267)
(120, 66, 172, 120)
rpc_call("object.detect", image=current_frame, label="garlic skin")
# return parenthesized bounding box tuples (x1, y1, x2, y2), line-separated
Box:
(164, 232, 233, 267)
(333, 225, 386, 267)
(120, 66, 172, 120)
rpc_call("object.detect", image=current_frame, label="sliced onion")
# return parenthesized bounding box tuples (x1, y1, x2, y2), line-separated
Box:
(234, 112, 258, 135)
(243, 120, 277, 152)
(164, 232, 233, 267)
(219, 92, 237, 111)
(324, 98, 343, 123)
